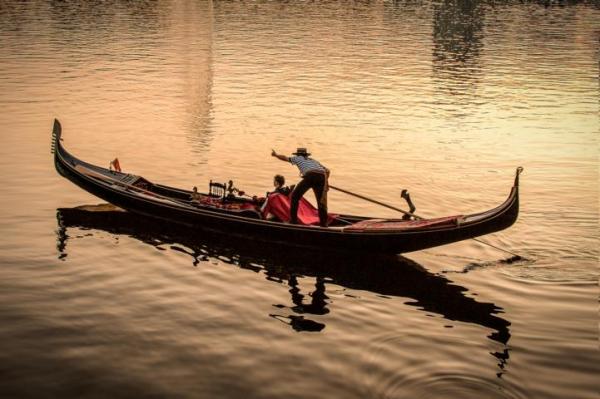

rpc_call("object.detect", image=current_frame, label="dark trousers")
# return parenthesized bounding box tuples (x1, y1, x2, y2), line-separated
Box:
(290, 171, 328, 227)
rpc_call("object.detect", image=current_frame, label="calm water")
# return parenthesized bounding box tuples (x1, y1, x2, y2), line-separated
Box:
(1, 1, 598, 398)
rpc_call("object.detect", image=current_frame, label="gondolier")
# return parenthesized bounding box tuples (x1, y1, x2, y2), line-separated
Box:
(271, 148, 330, 227)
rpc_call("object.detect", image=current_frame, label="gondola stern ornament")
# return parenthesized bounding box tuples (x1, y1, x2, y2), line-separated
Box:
(514, 166, 524, 187)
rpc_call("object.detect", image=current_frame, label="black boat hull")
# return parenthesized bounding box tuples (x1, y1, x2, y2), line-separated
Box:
(52, 119, 521, 254)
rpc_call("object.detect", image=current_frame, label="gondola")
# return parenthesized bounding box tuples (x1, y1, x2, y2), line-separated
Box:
(51, 119, 522, 254)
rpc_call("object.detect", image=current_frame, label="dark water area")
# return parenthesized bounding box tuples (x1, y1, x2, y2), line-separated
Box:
(1, 1, 598, 398)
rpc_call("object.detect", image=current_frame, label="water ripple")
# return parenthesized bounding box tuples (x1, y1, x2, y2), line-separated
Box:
(1, 1, 598, 398)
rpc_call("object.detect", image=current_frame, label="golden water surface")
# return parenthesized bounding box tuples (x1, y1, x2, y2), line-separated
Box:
(0, 1, 598, 398)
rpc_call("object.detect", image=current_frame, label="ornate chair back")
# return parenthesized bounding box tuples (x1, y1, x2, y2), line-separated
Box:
(209, 180, 226, 198)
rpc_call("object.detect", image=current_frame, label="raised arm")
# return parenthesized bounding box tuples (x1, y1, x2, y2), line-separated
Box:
(271, 149, 289, 163)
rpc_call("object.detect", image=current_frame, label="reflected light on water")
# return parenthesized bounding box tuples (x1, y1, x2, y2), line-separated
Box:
(0, 1, 598, 398)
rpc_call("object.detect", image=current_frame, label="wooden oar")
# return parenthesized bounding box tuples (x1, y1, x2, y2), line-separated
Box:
(329, 184, 525, 260)
(329, 184, 422, 220)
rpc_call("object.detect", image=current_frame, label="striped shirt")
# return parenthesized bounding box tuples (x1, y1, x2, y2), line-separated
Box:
(289, 156, 327, 176)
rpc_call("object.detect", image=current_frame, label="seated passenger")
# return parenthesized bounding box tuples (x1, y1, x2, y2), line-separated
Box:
(260, 175, 335, 225)
(261, 190, 336, 225)
(258, 175, 294, 221)
(252, 175, 293, 206)
(271, 174, 294, 196)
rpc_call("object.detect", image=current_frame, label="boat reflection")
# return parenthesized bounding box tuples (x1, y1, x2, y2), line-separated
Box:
(56, 205, 511, 369)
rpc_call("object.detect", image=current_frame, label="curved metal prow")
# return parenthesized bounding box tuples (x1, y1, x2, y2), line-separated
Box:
(514, 167, 524, 187)
(51, 118, 62, 154)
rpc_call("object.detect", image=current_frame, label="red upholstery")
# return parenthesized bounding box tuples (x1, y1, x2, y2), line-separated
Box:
(261, 193, 336, 225)
(345, 215, 463, 232)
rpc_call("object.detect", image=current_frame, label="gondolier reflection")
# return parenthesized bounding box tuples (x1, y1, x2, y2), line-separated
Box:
(271, 148, 330, 227)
